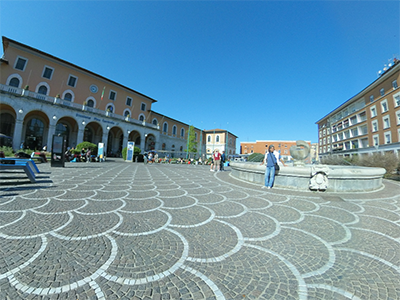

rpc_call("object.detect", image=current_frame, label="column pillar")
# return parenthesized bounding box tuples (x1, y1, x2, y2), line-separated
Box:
(123, 133, 128, 151)
(13, 119, 24, 151)
(102, 131, 109, 156)
(47, 124, 56, 152)
(141, 134, 146, 152)
(77, 128, 85, 146)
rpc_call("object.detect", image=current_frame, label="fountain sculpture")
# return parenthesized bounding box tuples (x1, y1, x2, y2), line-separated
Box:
(230, 140, 386, 192)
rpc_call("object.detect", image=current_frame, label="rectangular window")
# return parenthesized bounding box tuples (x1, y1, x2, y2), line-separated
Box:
(397, 111, 400, 125)
(384, 132, 391, 144)
(42, 66, 54, 79)
(360, 125, 368, 135)
(351, 128, 358, 137)
(392, 80, 398, 89)
(350, 115, 357, 125)
(373, 135, 379, 146)
(358, 111, 367, 122)
(394, 93, 400, 107)
(369, 95, 374, 102)
(380, 88, 385, 96)
(372, 120, 378, 132)
(383, 116, 390, 129)
(67, 75, 77, 87)
(14, 56, 27, 71)
(126, 97, 132, 106)
(370, 106, 377, 118)
(108, 90, 116, 101)
(381, 100, 388, 113)
(141, 103, 146, 111)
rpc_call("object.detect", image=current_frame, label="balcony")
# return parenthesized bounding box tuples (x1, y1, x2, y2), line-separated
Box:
(0, 83, 157, 129)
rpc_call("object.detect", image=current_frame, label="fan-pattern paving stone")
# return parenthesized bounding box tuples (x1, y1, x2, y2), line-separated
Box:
(0, 159, 399, 299)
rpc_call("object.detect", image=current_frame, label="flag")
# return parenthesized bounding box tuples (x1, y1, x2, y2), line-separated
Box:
(100, 86, 106, 101)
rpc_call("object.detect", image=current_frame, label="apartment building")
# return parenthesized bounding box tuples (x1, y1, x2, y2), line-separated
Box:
(316, 58, 400, 158)
(0, 37, 231, 157)
(240, 140, 315, 162)
(204, 129, 238, 157)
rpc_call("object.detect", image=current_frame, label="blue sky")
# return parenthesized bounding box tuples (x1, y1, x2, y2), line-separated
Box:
(1, 1, 399, 150)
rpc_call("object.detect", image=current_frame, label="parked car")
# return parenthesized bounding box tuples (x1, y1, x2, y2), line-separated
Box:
(0, 133, 12, 147)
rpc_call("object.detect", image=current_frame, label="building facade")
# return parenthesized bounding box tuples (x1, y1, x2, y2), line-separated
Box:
(316, 59, 400, 159)
(240, 140, 315, 162)
(204, 129, 237, 157)
(0, 37, 235, 157)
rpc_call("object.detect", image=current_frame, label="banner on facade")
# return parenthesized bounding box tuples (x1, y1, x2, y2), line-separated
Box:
(126, 141, 135, 162)
(98, 143, 104, 161)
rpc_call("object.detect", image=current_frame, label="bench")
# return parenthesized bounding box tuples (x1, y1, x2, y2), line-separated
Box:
(0, 158, 39, 182)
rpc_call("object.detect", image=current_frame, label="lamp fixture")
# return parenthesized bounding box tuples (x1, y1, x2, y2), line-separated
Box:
(53, 115, 57, 120)
(19, 109, 23, 114)
(82, 121, 86, 125)
(107, 126, 110, 130)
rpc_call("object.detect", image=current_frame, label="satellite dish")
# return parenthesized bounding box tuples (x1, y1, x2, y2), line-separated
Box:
(378, 70, 382, 74)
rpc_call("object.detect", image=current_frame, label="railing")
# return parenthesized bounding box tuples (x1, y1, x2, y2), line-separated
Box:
(0, 83, 159, 130)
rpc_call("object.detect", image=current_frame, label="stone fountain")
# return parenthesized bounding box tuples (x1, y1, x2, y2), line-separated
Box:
(230, 140, 386, 192)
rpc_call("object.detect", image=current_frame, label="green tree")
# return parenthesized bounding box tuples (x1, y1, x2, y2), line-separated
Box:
(186, 125, 197, 153)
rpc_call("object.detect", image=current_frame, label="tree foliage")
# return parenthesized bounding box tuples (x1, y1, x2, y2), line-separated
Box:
(187, 125, 197, 153)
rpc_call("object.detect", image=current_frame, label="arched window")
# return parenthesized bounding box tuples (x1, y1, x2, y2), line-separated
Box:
(195, 132, 198, 140)
(180, 128, 185, 137)
(38, 85, 48, 95)
(106, 105, 114, 113)
(180, 146, 183, 151)
(124, 110, 131, 117)
(139, 115, 145, 122)
(9, 77, 20, 87)
(216, 135, 220, 143)
(162, 143, 166, 150)
(152, 119, 158, 126)
(207, 135, 211, 142)
(64, 93, 72, 101)
(163, 122, 168, 133)
(172, 125, 177, 135)
(87, 99, 95, 107)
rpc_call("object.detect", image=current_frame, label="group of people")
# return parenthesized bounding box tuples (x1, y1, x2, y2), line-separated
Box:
(64, 147, 92, 162)
(209, 149, 226, 172)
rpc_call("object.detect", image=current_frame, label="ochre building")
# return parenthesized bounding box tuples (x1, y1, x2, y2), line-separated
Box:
(0, 37, 237, 157)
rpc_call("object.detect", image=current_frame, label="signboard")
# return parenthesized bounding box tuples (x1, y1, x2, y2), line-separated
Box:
(126, 141, 135, 162)
(98, 143, 104, 162)
(51, 135, 65, 167)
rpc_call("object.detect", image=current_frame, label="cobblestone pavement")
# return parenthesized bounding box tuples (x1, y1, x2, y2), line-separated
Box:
(0, 159, 399, 300)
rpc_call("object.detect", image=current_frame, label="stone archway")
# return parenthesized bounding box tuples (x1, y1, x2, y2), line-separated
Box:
(23, 111, 49, 151)
(145, 134, 156, 151)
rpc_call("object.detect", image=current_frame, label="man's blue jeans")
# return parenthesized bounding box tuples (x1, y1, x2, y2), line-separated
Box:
(265, 166, 275, 188)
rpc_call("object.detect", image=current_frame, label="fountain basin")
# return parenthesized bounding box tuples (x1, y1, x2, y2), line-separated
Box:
(230, 162, 386, 192)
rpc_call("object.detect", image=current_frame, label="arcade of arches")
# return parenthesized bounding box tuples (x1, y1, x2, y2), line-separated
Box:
(0, 104, 156, 156)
